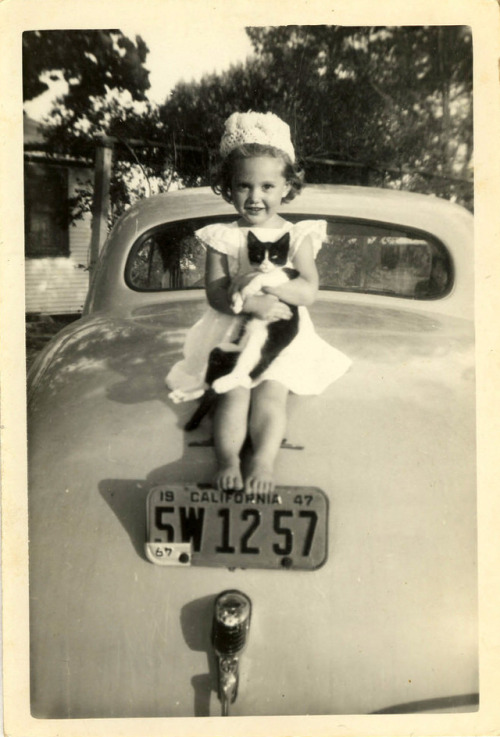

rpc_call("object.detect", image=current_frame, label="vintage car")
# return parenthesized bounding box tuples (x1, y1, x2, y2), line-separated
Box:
(27, 184, 477, 718)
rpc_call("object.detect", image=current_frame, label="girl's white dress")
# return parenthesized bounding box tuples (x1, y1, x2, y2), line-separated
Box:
(166, 219, 351, 396)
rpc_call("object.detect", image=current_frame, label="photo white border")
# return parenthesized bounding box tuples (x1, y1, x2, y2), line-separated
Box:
(2, 0, 499, 735)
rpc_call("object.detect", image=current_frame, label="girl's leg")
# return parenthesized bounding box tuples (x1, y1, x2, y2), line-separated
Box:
(246, 380, 289, 493)
(213, 386, 251, 491)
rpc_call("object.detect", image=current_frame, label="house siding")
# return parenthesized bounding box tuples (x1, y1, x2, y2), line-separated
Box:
(25, 168, 92, 315)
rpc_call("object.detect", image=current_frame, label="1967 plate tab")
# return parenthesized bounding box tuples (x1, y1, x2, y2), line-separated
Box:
(145, 483, 328, 570)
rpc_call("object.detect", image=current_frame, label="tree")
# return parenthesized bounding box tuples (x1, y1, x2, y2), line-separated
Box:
(247, 26, 473, 205)
(23, 30, 150, 108)
(24, 30, 173, 224)
(161, 26, 473, 208)
(25, 26, 473, 223)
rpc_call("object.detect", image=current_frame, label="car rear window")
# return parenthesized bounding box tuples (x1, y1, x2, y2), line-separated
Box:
(125, 215, 452, 300)
(319, 221, 452, 299)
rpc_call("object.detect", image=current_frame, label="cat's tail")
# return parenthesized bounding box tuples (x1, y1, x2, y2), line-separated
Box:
(184, 388, 218, 431)
(184, 346, 241, 431)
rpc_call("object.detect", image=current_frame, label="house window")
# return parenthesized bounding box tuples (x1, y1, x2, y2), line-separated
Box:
(24, 162, 69, 258)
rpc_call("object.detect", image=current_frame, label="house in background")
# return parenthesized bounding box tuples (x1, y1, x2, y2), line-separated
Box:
(24, 114, 93, 315)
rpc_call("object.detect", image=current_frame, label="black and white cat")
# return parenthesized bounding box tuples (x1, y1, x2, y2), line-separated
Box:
(178, 231, 298, 430)
(211, 231, 298, 393)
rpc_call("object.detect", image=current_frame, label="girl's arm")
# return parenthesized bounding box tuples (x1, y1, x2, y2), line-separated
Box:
(205, 246, 292, 321)
(205, 247, 233, 315)
(263, 238, 319, 306)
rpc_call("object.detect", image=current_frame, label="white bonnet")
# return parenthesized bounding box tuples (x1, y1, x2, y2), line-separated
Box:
(220, 111, 295, 162)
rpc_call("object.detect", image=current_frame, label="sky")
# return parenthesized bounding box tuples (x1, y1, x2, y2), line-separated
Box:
(123, 24, 254, 104)
(24, 24, 254, 120)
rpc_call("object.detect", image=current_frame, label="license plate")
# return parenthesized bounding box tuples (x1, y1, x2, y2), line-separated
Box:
(145, 483, 328, 570)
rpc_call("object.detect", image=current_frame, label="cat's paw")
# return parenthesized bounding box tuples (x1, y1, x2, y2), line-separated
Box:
(212, 374, 251, 394)
(231, 294, 244, 314)
(168, 387, 205, 404)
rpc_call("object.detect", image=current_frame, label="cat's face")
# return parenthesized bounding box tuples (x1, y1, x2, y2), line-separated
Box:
(247, 232, 290, 273)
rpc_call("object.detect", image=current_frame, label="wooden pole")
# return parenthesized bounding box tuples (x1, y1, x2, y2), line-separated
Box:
(89, 138, 113, 271)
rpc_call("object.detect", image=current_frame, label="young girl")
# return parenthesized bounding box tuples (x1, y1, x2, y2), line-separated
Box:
(166, 111, 351, 493)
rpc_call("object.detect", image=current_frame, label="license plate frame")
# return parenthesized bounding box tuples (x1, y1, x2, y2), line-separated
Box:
(145, 483, 328, 570)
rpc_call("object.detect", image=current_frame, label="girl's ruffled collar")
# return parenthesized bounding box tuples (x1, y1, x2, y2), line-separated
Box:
(228, 220, 293, 233)
(195, 219, 327, 258)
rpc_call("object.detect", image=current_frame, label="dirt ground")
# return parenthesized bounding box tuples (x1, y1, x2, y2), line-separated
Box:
(26, 314, 80, 370)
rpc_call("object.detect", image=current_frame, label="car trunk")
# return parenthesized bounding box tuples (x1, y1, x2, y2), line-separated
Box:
(28, 295, 477, 717)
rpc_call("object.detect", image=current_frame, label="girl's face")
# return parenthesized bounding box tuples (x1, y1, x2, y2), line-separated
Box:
(230, 156, 291, 227)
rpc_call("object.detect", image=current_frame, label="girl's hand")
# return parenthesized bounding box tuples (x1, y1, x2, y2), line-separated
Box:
(243, 294, 292, 322)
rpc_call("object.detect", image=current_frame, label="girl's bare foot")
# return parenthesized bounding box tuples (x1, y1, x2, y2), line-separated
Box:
(245, 458, 275, 494)
(214, 464, 243, 492)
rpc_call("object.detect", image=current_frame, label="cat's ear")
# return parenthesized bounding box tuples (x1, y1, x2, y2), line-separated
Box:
(247, 231, 261, 246)
(276, 233, 290, 248)
(247, 230, 264, 263)
(273, 233, 290, 261)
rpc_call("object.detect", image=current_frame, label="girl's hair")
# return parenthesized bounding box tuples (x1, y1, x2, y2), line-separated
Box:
(211, 143, 305, 204)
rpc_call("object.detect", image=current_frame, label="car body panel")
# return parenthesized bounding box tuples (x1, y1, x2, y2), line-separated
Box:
(28, 186, 477, 718)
